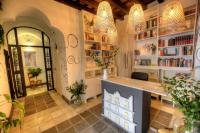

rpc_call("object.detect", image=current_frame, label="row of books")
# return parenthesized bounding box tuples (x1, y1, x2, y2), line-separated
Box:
(158, 34, 193, 47)
(158, 58, 192, 67)
(159, 46, 193, 56)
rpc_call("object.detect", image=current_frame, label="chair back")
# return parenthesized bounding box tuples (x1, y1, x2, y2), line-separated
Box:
(131, 72, 148, 81)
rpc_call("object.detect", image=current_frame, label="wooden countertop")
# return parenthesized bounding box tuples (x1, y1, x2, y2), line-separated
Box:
(102, 76, 167, 96)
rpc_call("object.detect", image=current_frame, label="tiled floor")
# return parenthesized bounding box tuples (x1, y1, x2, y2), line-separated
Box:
(26, 86, 47, 96)
(10, 91, 182, 133)
(24, 92, 56, 116)
(41, 103, 173, 133)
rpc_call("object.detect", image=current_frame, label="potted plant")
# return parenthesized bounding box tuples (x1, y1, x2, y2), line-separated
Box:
(28, 67, 42, 80)
(91, 48, 119, 79)
(66, 80, 87, 105)
(0, 94, 24, 133)
(163, 75, 200, 133)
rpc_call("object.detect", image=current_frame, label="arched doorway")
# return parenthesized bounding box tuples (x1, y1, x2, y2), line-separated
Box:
(6, 26, 54, 97)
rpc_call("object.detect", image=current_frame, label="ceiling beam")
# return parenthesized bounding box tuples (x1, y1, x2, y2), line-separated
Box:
(55, 0, 96, 13)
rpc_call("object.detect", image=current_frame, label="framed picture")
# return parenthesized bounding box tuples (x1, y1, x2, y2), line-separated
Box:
(24, 51, 36, 67)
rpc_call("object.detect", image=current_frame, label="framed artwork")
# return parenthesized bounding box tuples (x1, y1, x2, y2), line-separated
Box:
(24, 51, 36, 67)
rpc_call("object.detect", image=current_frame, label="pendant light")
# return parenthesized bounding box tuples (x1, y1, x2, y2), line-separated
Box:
(128, 3, 145, 33)
(95, 1, 116, 33)
(162, 0, 185, 27)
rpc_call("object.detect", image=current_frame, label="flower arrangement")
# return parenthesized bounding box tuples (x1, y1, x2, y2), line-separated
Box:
(163, 74, 200, 132)
(90, 48, 119, 69)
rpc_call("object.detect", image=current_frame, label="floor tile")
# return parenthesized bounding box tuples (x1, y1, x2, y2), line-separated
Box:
(85, 114, 99, 125)
(92, 120, 107, 133)
(42, 126, 58, 133)
(69, 115, 83, 125)
(56, 120, 72, 132)
(61, 127, 77, 133)
(80, 110, 92, 119)
(73, 120, 89, 132)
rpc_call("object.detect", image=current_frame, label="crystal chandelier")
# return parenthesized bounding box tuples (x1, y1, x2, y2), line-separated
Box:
(162, 0, 185, 27)
(95, 1, 116, 33)
(128, 3, 145, 33)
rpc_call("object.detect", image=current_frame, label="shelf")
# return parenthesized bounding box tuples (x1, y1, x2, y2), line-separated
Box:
(134, 65, 159, 70)
(158, 44, 193, 48)
(160, 66, 192, 71)
(159, 30, 194, 38)
(135, 37, 157, 42)
(135, 26, 158, 34)
(134, 65, 192, 71)
(85, 40, 101, 43)
(136, 55, 157, 58)
(159, 55, 193, 58)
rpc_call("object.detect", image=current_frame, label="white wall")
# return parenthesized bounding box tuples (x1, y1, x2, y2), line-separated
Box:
(0, 0, 83, 115)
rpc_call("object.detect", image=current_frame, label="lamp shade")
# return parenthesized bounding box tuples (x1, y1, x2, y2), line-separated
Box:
(95, 1, 116, 33)
(128, 4, 145, 33)
(162, 0, 185, 27)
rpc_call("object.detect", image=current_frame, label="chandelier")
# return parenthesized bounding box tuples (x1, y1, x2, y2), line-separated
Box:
(128, 3, 145, 33)
(162, 0, 185, 27)
(95, 1, 116, 33)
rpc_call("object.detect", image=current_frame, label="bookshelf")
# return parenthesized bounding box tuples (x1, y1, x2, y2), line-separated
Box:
(81, 10, 117, 101)
(133, 4, 197, 81)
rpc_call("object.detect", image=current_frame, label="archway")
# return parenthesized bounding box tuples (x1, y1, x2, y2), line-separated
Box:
(6, 26, 54, 97)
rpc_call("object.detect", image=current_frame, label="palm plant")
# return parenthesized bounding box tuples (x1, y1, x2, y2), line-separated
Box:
(66, 80, 87, 104)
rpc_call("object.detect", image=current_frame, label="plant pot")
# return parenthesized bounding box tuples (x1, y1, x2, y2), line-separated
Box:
(73, 97, 82, 105)
(102, 69, 108, 80)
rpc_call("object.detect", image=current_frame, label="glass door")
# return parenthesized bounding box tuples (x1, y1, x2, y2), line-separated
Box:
(43, 47, 54, 90)
(8, 46, 26, 97)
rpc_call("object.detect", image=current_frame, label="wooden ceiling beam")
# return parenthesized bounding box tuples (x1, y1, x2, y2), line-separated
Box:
(55, 0, 96, 13)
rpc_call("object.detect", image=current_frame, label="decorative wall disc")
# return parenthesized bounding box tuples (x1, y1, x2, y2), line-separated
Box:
(67, 34, 78, 48)
(67, 55, 80, 64)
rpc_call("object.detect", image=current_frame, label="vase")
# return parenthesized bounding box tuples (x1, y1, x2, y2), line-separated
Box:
(73, 96, 82, 105)
(103, 69, 108, 80)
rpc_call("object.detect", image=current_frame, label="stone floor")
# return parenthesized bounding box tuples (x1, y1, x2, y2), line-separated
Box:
(26, 86, 47, 96)
(24, 92, 57, 116)
(10, 91, 183, 133)
(41, 103, 173, 133)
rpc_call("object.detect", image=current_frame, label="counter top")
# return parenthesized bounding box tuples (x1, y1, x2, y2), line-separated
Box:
(102, 76, 167, 96)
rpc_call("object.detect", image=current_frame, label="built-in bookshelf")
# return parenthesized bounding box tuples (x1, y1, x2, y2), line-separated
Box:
(81, 11, 117, 101)
(133, 3, 197, 81)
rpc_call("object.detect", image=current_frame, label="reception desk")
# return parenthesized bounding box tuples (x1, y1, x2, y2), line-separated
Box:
(101, 77, 166, 133)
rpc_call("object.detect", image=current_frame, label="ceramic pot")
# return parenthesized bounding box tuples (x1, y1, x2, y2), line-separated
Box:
(103, 69, 108, 80)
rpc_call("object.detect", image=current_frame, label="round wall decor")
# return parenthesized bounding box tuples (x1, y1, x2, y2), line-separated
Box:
(67, 34, 78, 48)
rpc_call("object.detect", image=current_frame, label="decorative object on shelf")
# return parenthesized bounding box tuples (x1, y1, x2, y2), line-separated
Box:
(128, 3, 145, 33)
(83, 15, 94, 32)
(67, 34, 78, 48)
(91, 48, 119, 79)
(0, 24, 4, 49)
(28, 67, 42, 80)
(66, 80, 87, 105)
(0, 94, 24, 133)
(151, 43, 157, 55)
(196, 48, 200, 61)
(95, 1, 116, 33)
(163, 75, 200, 133)
(162, 0, 185, 28)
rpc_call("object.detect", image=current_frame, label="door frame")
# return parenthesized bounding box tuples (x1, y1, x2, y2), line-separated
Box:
(6, 26, 55, 98)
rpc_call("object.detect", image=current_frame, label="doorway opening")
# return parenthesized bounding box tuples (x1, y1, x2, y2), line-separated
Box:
(6, 26, 54, 97)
